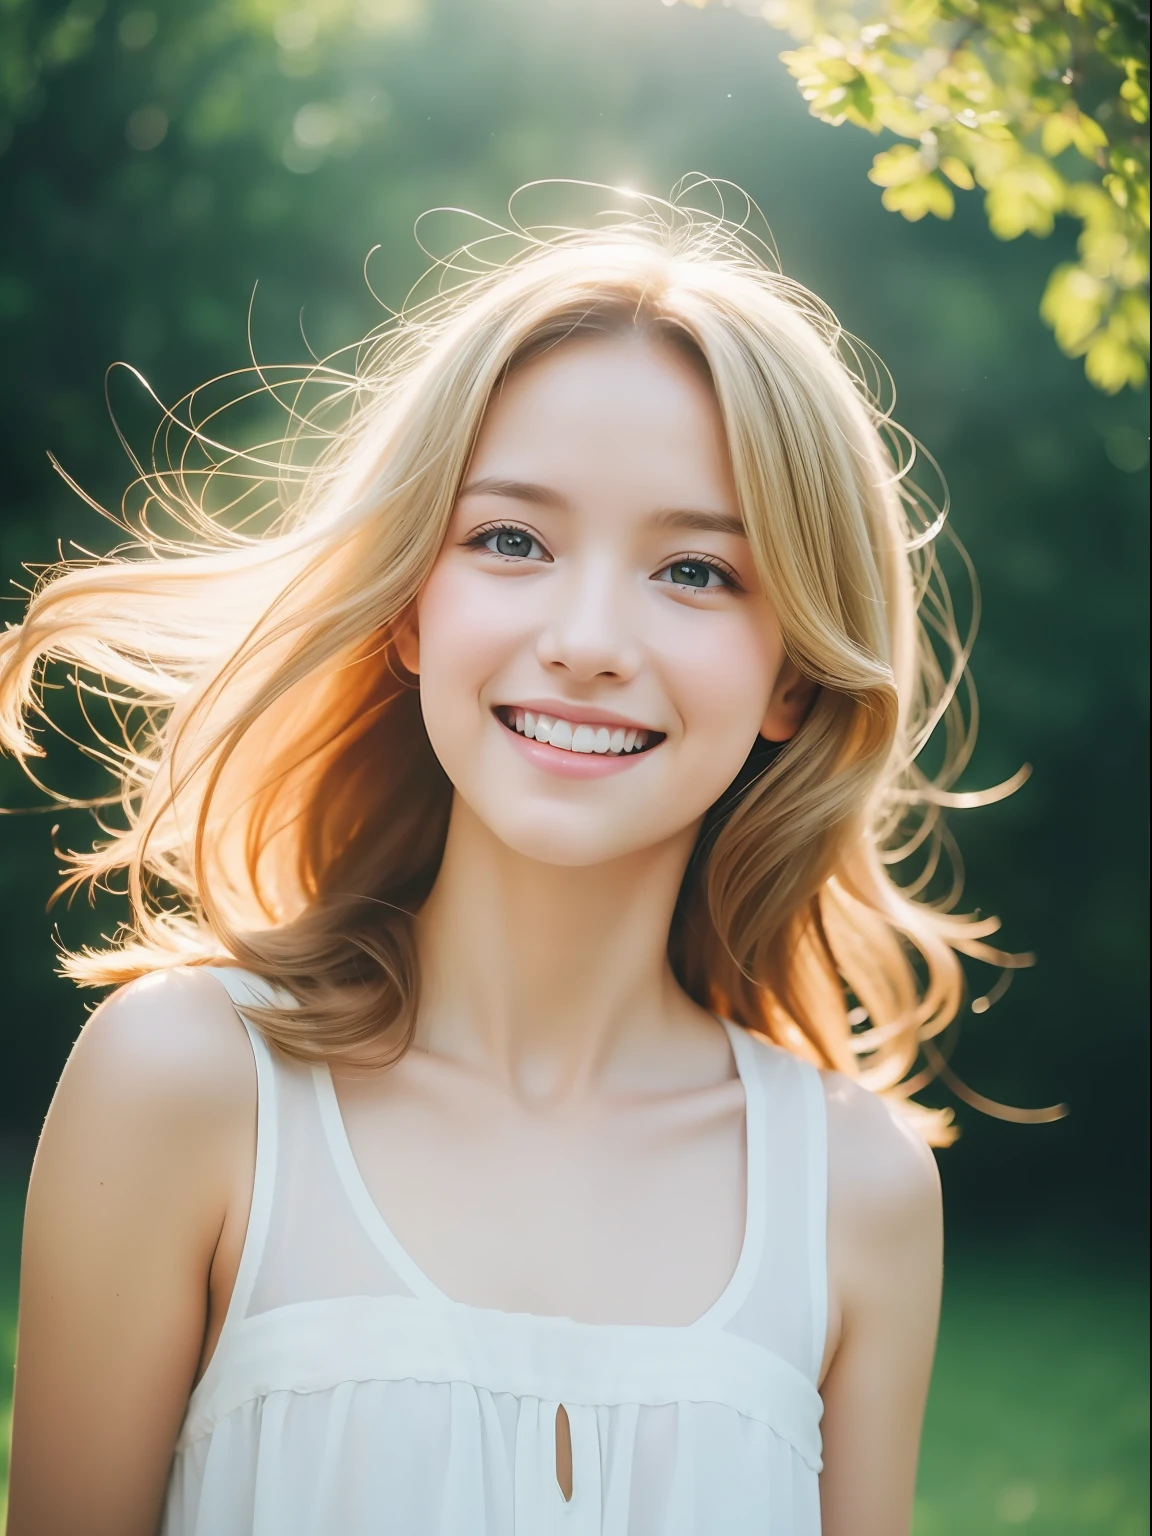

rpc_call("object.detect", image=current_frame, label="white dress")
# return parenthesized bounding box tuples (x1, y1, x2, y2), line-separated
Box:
(163, 968, 828, 1535)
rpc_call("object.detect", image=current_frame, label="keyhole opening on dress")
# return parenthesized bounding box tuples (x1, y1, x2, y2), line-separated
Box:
(554, 1404, 573, 1502)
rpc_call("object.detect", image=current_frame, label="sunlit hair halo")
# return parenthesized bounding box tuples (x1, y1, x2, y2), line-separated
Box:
(0, 177, 1060, 1144)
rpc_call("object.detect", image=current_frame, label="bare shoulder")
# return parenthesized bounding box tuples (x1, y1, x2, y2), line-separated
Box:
(822, 1070, 942, 1258)
(63, 967, 255, 1112)
(13, 971, 259, 1536)
(816, 1090, 944, 1528)
(42, 967, 258, 1183)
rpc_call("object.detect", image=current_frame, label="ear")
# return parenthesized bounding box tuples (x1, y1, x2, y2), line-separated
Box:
(391, 604, 420, 676)
(760, 658, 817, 744)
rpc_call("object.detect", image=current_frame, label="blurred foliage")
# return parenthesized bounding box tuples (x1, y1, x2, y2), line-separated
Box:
(0, 0, 1147, 1247)
(0, 0, 420, 167)
(913, 1243, 1149, 1534)
(677, 0, 1150, 392)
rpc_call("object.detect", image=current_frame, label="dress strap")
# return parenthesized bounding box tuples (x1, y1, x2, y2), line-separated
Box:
(716, 1031, 830, 1388)
(694, 1020, 768, 1329)
(798, 1060, 829, 1381)
(201, 967, 283, 1327)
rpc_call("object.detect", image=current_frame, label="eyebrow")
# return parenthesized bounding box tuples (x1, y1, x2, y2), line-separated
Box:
(458, 476, 569, 509)
(651, 507, 747, 539)
(458, 477, 746, 539)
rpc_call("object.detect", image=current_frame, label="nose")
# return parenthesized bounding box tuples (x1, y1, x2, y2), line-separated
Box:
(535, 556, 642, 682)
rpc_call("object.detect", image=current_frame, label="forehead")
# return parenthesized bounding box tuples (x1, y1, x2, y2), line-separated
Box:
(467, 332, 737, 511)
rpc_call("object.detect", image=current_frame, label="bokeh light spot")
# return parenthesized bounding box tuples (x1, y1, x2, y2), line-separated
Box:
(118, 9, 158, 50)
(293, 102, 342, 150)
(1104, 425, 1149, 473)
(125, 105, 168, 152)
(275, 11, 319, 51)
(995, 1482, 1039, 1523)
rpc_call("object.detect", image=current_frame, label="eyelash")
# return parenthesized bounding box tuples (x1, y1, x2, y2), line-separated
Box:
(463, 522, 549, 560)
(464, 521, 742, 591)
(664, 551, 743, 591)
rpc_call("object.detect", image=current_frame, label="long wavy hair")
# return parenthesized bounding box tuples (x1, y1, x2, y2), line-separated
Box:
(0, 185, 1034, 1144)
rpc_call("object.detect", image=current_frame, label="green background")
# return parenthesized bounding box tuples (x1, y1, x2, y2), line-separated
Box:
(0, 0, 1147, 1529)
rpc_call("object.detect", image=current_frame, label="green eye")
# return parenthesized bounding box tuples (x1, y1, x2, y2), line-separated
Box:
(472, 525, 549, 560)
(494, 530, 533, 557)
(669, 561, 714, 588)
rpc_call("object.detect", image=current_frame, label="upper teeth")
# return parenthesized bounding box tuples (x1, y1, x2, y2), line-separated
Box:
(509, 710, 648, 755)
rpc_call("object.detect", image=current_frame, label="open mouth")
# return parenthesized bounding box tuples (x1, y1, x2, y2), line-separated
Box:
(495, 707, 664, 757)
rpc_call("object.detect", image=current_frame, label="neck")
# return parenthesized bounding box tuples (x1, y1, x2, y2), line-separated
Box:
(413, 796, 701, 1100)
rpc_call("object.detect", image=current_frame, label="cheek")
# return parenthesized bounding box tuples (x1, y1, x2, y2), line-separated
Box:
(661, 605, 782, 746)
(414, 561, 524, 722)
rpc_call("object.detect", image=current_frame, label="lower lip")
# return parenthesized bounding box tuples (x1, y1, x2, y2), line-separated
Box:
(497, 718, 657, 778)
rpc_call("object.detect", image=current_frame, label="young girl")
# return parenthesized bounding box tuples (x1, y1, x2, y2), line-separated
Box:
(3, 191, 1003, 1535)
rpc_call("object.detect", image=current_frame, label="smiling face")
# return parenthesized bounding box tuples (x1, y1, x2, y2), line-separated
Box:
(398, 329, 811, 868)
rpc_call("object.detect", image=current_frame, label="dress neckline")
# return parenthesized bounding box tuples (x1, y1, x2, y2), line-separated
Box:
(310, 1016, 767, 1333)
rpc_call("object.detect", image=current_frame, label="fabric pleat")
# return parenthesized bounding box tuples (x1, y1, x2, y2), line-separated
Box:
(165, 1388, 817, 1535)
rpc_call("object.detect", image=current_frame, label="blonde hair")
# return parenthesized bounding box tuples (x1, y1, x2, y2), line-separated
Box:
(0, 184, 1033, 1144)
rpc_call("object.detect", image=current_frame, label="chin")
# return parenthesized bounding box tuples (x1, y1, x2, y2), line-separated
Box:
(491, 823, 637, 870)
(478, 805, 673, 870)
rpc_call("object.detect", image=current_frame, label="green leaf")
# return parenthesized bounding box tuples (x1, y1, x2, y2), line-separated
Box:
(758, 0, 1149, 390)
(1070, 113, 1108, 158)
(868, 143, 926, 188)
(940, 156, 975, 190)
(1119, 291, 1151, 352)
(985, 158, 1066, 239)
(882, 173, 956, 221)
(1084, 331, 1147, 390)
(1040, 263, 1108, 352)
(844, 73, 877, 126)
(1041, 114, 1077, 157)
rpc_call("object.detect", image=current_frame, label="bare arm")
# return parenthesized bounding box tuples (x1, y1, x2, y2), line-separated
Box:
(7, 969, 255, 1536)
(818, 1074, 944, 1536)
